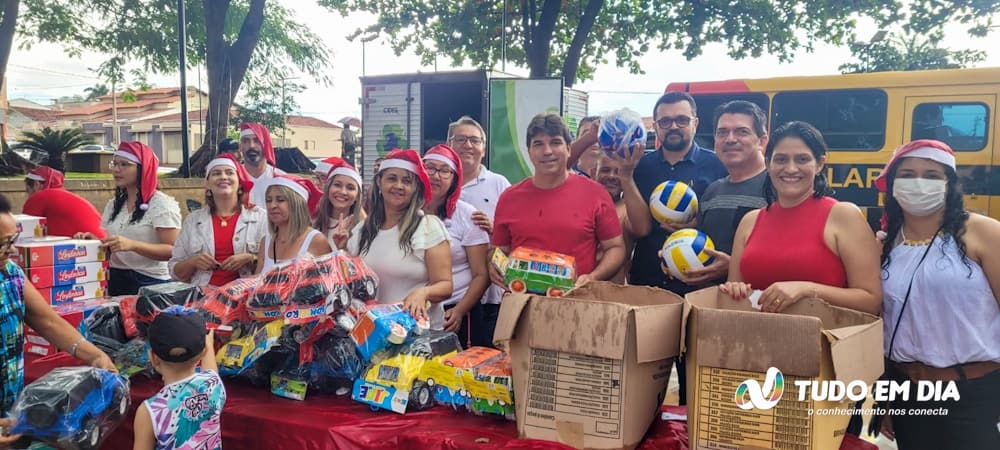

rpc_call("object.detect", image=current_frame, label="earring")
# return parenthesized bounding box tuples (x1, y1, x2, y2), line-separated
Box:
(206, 190, 213, 198)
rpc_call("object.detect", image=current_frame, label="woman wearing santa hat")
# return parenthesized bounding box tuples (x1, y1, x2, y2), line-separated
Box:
(255, 174, 332, 274)
(870, 140, 1000, 449)
(422, 145, 490, 339)
(346, 149, 452, 323)
(313, 157, 366, 251)
(75, 142, 182, 296)
(169, 154, 268, 287)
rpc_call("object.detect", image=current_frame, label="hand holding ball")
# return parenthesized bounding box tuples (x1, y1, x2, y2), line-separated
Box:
(598, 109, 647, 158)
(661, 229, 715, 279)
(649, 180, 698, 224)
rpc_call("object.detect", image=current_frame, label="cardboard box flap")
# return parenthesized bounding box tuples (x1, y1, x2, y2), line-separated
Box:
(492, 293, 533, 344)
(694, 307, 824, 377)
(528, 295, 632, 360)
(824, 321, 885, 385)
(567, 280, 683, 307)
(633, 304, 683, 363)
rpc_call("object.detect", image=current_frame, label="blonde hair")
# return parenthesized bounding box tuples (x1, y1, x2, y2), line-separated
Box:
(266, 185, 312, 240)
(314, 175, 364, 236)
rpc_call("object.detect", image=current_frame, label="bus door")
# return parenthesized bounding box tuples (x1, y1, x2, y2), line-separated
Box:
(903, 95, 996, 219)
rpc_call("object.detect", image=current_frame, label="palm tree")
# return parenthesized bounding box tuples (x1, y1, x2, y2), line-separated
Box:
(12, 128, 96, 172)
(83, 83, 110, 101)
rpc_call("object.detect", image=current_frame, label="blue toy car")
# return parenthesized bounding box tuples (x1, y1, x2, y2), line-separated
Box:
(10, 367, 130, 450)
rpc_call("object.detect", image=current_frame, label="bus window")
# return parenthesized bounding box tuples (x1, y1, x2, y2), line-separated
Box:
(689, 93, 770, 150)
(772, 89, 887, 151)
(911, 103, 989, 151)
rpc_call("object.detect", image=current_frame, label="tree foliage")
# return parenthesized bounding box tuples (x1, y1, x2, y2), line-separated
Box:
(839, 30, 987, 74)
(12, 127, 95, 172)
(82, 83, 109, 101)
(234, 79, 305, 139)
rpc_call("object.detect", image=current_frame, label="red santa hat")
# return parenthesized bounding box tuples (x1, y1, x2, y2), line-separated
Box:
(239, 122, 276, 166)
(264, 174, 323, 216)
(378, 149, 433, 205)
(316, 157, 363, 188)
(422, 144, 464, 218)
(874, 139, 956, 193)
(206, 153, 255, 207)
(26, 166, 65, 189)
(115, 142, 159, 210)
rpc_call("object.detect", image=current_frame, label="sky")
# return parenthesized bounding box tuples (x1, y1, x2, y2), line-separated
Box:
(5, 3, 1000, 124)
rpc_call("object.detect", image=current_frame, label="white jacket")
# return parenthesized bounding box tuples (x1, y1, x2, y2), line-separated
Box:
(169, 206, 267, 286)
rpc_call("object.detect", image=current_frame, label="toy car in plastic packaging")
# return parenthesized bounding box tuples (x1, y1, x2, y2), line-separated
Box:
(216, 320, 286, 375)
(495, 247, 576, 297)
(463, 353, 515, 420)
(352, 330, 462, 413)
(9, 367, 130, 450)
(135, 282, 203, 336)
(336, 255, 378, 302)
(349, 304, 420, 362)
(422, 346, 503, 410)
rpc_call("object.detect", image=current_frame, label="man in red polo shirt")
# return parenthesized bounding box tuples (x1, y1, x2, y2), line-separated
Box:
(22, 166, 106, 238)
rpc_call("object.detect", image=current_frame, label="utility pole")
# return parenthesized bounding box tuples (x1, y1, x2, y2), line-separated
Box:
(111, 78, 119, 145)
(177, 0, 191, 177)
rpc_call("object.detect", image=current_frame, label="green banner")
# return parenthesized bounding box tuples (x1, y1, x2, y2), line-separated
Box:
(488, 79, 563, 183)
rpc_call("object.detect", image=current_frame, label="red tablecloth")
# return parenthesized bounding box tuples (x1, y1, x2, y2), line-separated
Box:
(24, 355, 875, 450)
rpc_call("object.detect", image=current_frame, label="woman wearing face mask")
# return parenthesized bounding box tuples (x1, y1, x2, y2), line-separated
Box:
(313, 158, 366, 251)
(870, 140, 1000, 449)
(720, 122, 882, 315)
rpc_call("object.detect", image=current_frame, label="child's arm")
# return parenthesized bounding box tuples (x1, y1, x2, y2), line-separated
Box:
(201, 330, 219, 373)
(133, 404, 156, 450)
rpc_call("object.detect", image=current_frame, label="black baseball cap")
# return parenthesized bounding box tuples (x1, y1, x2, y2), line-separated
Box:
(148, 308, 207, 362)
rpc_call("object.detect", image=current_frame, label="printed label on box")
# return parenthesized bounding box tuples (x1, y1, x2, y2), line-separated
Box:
(27, 262, 108, 288)
(16, 240, 105, 268)
(14, 214, 46, 238)
(524, 349, 624, 439)
(40, 281, 107, 305)
(695, 367, 814, 450)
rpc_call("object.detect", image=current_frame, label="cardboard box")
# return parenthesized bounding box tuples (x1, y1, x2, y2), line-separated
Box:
(494, 281, 683, 450)
(15, 239, 105, 268)
(13, 214, 46, 239)
(684, 287, 883, 450)
(26, 261, 109, 288)
(24, 299, 108, 357)
(39, 281, 108, 305)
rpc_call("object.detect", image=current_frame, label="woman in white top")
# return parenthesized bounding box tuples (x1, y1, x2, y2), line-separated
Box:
(169, 154, 267, 287)
(313, 157, 366, 251)
(872, 140, 1000, 449)
(76, 142, 181, 296)
(255, 175, 331, 274)
(422, 145, 489, 341)
(345, 149, 452, 326)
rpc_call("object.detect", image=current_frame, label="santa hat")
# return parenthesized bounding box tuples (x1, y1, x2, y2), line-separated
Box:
(264, 175, 323, 216)
(316, 157, 363, 188)
(875, 140, 955, 192)
(206, 153, 255, 207)
(379, 149, 433, 205)
(239, 122, 276, 166)
(422, 144, 463, 218)
(115, 142, 159, 210)
(26, 166, 64, 189)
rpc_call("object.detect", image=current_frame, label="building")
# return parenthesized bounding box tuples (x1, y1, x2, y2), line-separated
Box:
(281, 115, 343, 158)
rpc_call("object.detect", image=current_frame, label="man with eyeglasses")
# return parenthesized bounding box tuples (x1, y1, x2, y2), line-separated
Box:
(22, 166, 105, 239)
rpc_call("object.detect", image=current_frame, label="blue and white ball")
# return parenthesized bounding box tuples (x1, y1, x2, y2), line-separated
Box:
(649, 180, 698, 224)
(661, 229, 715, 279)
(598, 109, 647, 157)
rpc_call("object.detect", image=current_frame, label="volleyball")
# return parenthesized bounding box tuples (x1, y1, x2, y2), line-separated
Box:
(661, 229, 715, 279)
(649, 180, 698, 224)
(598, 109, 647, 157)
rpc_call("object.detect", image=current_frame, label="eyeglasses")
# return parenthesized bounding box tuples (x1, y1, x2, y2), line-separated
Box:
(108, 160, 136, 169)
(0, 232, 20, 251)
(450, 136, 483, 146)
(425, 166, 455, 178)
(656, 116, 694, 129)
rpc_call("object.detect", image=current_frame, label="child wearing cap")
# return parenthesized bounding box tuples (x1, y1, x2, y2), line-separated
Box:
(133, 307, 226, 450)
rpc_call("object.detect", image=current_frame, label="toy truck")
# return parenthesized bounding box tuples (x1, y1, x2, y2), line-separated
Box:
(463, 354, 515, 420)
(421, 346, 503, 410)
(352, 331, 462, 413)
(493, 247, 576, 297)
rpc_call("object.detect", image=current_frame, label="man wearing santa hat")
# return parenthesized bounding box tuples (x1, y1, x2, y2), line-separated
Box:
(239, 122, 286, 207)
(23, 166, 105, 238)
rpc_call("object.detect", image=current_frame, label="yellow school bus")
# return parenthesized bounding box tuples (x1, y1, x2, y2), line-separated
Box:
(667, 67, 1000, 227)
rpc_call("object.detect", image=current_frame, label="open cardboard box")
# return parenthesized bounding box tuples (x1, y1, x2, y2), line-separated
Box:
(684, 286, 884, 450)
(494, 281, 684, 450)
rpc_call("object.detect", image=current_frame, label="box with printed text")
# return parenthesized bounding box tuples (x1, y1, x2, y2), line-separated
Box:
(13, 214, 46, 240)
(38, 281, 108, 305)
(24, 298, 110, 357)
(26, 261, 109, 288)
(15, 239, 105, 268)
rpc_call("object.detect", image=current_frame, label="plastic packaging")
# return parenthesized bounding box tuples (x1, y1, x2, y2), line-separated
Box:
(352, 330, 463, 413)
(335, 255, 379, 302)
(9, 367, 130, 450)
(310, 334, 364, 389)
(424, 346, 503, 410)
(115, 296, 139, 339)
(598, 108, 647, 158)
(465, 353, 515, 420)
(82, 304, 127, 345)
(198, 276, 257, 328)
(111, 339, 152, 378)
(349, 304, 419, 363)
(216, 320, 286, 376)
(135, 282, 204, 336)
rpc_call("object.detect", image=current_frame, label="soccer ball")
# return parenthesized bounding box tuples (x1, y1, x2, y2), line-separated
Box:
(649, 180, 697, 224)
(661, 229, 715, 279)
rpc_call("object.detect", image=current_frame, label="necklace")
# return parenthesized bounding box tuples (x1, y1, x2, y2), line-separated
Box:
(900, 229, 942, 246)
(216, 211, 239, 227)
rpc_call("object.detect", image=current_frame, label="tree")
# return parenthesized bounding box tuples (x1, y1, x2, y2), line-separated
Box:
(0, 0, 18, 98)
(234, 79, 305, 140)
(320, 0, 999, 87)
(839, 31, 986, 74)
(82, 83, 109, 101)
(12, 127, 95, 172)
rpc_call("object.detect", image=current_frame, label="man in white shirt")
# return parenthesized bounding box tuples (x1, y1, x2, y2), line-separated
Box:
(447, 116, 511, 347)
(239, 122, 286, 207)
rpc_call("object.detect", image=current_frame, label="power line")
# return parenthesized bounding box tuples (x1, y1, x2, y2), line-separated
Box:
(586, 89, 662, 95)
(8, 64, 99, 80)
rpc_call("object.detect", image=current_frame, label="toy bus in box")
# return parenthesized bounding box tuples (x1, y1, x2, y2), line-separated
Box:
(492, 247, 576, 297)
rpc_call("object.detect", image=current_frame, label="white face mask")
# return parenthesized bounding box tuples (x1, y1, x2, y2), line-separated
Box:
(892, 178, 947, 216)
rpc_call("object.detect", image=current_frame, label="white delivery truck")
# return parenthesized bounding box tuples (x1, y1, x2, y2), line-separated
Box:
(359, 70, 588, 184)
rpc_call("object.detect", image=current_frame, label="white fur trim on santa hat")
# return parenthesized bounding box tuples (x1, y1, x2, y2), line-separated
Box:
(25, 173, 45, 182)
(329, 167, 362, 187)
(314, 161, 333, 175)
(423, 154, 456, 172)
(379, 158, 419, 174)
(265, 177, 308, 202)
(903, 146, 956, 170)
(114, 150, 141, 165)
(240, 128, 257, 138)
(205, 157, 238, 175)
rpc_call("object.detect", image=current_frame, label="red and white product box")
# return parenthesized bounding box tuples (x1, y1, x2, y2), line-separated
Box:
(15, 239, 105, 268)
(27, 261, 109, 289)
(39, 281, 108, 305)
(13, 214, 46, 240)
(24, 299, 109, 357)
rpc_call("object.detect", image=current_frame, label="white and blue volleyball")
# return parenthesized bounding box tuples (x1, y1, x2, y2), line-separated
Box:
(661, 229, 715, 279)
(649, 180, 698, 224)
(597, 109, 646, 158)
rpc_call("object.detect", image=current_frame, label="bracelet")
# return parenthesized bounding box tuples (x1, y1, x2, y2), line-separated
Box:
(69, 338, 84, 358)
